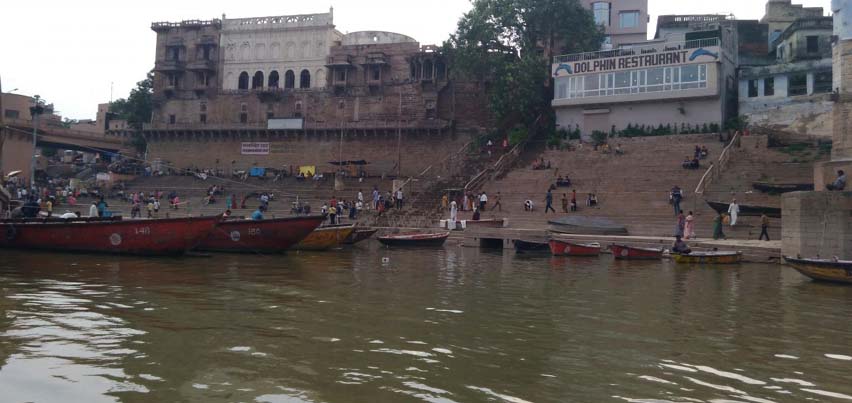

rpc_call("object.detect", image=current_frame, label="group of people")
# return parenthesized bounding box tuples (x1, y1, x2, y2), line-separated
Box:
(368, 187, 405, 214)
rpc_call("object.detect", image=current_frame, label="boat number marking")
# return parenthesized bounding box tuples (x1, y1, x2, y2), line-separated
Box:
(230, 231, 241, 242)
(110, 233, 122, 246)
(564, 246, 571, 254)
(248, 228, 262, 236)
(133, 227, 151, 236)
(620, 249, 629, 257)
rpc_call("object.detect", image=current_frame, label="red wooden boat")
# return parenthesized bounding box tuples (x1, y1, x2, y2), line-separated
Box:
(549, 239, 601, 256)
(0, 215, 221, 255)
(196, 215, 324, 253)
(378, 232, 450, 247)
(610, 244, 663, 260)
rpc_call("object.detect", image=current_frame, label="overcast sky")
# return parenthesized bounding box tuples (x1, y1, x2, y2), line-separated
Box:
(0, 0, 831, 120)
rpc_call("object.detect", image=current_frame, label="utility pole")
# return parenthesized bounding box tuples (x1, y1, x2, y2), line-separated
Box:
(29, 95, 46, 190)
(397, 85, 402, 178)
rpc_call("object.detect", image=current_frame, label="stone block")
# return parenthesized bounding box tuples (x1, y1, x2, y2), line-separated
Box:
(782, 191, 852, 258)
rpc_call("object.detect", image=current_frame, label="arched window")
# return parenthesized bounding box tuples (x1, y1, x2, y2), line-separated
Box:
(284, 70, 295, 89)
(238, 72, 249, 90)
(300, 69, 311, 89)
(252, 71, 264, 89)
(268, 71, 280, 88)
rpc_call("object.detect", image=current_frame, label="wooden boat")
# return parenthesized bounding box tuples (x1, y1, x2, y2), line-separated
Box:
(784, 256, 852, 284)
(752, 182, 814, 194)
(549, 216, 628, 235)
(672, 251, 742, 264)
(378, 232, 450, 247)
(196, 215, 324, 253)
(514, 239, 550, 253)
(292, 224, 355, 251)
(549, 239, 601, 256)
(610, 244, 663, 260)
(0, 215, 221, 255)
(344, 228, 378, 245)
(705, 200, 781, 218)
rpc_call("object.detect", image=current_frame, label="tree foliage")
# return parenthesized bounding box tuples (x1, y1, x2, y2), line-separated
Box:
(110, 72, 154, 131)
(445, 0, 603, 130)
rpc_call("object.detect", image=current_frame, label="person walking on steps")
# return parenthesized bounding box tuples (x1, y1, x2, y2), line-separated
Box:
(545, 189, 556, 213)
(713, 211, 726, 240)
(492, 192, 502, 212)
(759, 213, 770, 241)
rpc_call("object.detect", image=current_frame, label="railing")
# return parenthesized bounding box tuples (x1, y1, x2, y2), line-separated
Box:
(151, 20, 221, 30)
(465, 115, 544, 192)
(554, 38, 720, 64)
(695, 131, 741, 195)
(141, 119, 450, 132)
(656, 14, 733, 28)
(771, 17, 833, 48)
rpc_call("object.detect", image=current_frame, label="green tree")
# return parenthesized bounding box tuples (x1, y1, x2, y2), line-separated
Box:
(110, 72, 153, 131)
(445, 0, 603, 131)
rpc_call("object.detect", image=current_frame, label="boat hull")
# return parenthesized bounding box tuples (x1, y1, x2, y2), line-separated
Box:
(292, 224, 355, 251)
(706, 200, 781, 218)
(514, 239, 549, 253)
(196, 216, 324, 253)
(752, 182, 814, 194)
(451, 219, 504, 230)
(549, 239, 601, 256)
(784, 257, 852, 284)
(0, 216, 221, 255)
(610, 244, 663, 260)
(344, 229, 378, 245)
(378, 232, 450, 247)
(673, 252, 742, 264)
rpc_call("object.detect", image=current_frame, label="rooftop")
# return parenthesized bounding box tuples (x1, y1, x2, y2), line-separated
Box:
(222, 12, 333, 31)
(771, 17, 833, 48)
(151, 19, 221, 31)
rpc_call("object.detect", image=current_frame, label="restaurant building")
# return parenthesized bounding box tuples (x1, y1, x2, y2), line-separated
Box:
(552, 36, 733, 136)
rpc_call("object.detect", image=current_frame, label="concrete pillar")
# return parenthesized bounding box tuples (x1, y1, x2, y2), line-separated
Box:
(806, 72, 815, 95)
(782, 191, 852, 259)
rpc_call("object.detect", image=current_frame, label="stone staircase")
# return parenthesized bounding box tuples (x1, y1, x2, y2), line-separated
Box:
(471, 133, 794, 240)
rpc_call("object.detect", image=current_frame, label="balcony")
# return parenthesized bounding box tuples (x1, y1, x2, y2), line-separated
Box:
(186, 59, 216, 71)
(364, 52, 388, 65)
(154, 60, 186, 72)
(326, 55, 352, 67)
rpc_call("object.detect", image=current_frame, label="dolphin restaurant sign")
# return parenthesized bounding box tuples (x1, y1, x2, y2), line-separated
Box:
(552, 46, 720, 77)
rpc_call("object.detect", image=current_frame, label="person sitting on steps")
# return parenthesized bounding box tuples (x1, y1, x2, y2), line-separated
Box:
(672, 236, 692, 254)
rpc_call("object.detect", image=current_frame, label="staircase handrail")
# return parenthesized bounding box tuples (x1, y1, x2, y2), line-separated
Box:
(695, 132, 741, 195)
(465, 115, 544, 192)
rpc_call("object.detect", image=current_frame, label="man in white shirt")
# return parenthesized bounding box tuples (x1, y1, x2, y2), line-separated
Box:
(479, 192, 488, 211)
(395, 189, 404, 209)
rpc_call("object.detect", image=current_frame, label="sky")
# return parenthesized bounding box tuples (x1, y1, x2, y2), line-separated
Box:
(0, 0, 832, 120)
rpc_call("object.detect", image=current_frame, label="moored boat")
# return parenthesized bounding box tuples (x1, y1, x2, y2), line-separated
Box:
(0, 215, 221, 255)
(378, 232, 450, 247)
(610, 244, 663, 260)
(549, 239, 601, 256)
(752, 182, 814, 194)
(672, 251, 742, 264)
(784, 256, 852, 284)
(514, 239, 550, 253)
(344, 228, 378, 245)
(196, 215, 324, 253)
(705, 200, 781, 218)
(292, 224, 355, 251)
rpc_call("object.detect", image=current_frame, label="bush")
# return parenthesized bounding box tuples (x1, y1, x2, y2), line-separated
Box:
(568, 125, 581, 140)
(725, 115, 749, 131)
(590, 130, 608, 145)
(508, 127, 527, 146)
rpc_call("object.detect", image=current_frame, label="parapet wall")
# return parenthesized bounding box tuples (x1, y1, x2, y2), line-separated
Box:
(782, 191, 852, 259)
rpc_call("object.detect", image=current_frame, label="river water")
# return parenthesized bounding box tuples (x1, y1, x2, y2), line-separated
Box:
(1, 247, 851, 403)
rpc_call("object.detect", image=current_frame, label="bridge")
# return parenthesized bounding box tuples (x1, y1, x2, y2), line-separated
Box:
(1, 118, 132, 183)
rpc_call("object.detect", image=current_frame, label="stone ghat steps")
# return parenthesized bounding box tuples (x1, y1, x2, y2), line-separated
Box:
(475, 134, 775, 240)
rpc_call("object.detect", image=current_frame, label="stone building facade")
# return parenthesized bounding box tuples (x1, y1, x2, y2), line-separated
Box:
(220, 10, 341, 91)
(131, 11, 490, 177)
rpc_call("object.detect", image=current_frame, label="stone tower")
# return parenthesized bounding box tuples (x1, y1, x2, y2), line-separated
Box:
(781, 0, 852, 259)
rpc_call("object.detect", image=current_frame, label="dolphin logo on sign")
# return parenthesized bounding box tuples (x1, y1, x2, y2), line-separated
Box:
(553, 63, 573, 76)
(689, 48, 719, 61)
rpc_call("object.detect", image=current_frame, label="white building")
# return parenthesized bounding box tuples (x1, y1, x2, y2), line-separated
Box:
(220, 9, 343, 91)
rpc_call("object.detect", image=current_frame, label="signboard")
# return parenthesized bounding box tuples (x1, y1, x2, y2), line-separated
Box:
(267, 118, 304, 130)
(241, 142, 270, 155)
(96, 173, 111, 182)
(552, 46, 720, 77)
